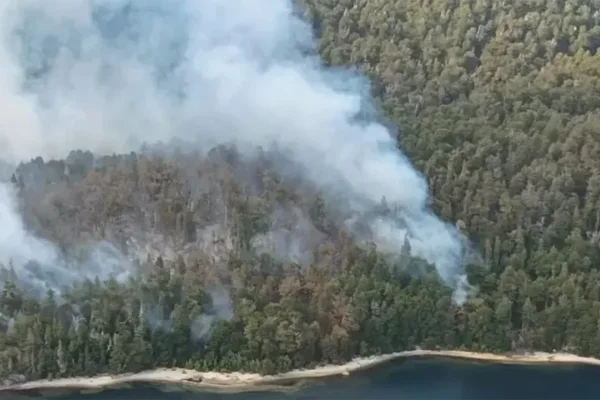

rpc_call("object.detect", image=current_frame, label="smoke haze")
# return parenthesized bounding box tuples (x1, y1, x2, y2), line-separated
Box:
(0, 181, 131, 295)
(0, 0, 470, 302)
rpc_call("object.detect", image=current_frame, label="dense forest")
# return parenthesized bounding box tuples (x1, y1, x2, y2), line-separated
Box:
(2, 0, 600, 384)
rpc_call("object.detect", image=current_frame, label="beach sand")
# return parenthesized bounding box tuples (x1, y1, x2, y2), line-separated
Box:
(2, 349, 599, 394)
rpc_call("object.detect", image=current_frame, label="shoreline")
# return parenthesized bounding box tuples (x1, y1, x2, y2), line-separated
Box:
(2, 349, 600, 395)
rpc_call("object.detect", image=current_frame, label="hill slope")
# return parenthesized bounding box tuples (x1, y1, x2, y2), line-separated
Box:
(1, 0, 600, 384)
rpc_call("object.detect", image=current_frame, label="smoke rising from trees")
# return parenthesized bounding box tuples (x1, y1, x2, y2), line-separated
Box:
(0, 0, 470, 302)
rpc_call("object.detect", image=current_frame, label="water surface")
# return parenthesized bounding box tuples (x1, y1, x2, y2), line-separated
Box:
(7, 358, 600, 400)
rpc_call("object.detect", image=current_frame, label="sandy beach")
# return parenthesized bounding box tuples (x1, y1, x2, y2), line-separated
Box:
(2, 349, 600, 394)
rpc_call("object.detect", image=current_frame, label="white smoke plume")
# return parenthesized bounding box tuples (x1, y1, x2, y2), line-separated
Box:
(0, 183, 131, 295)
(190, 287, 234, 341)
(0, 0, 471, 302)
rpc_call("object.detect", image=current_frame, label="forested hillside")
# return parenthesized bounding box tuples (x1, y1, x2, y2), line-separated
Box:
(301, 0, 600, 350)
(2, 0, 600, 384)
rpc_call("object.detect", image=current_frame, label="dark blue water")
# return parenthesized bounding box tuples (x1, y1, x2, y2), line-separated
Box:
(6, 359, 600, 400)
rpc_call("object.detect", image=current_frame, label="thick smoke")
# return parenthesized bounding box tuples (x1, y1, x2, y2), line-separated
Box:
(0, 0, 471, 302)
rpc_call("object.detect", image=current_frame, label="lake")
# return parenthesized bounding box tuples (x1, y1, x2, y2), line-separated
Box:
(6, 358, 600, 400)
